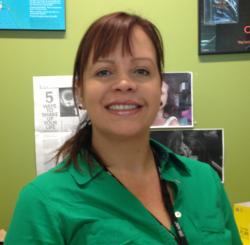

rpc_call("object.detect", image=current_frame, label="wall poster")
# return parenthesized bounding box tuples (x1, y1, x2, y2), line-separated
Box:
(199, 0, 250, 54)
(150, 129, 224, 181)
(151, 72, 193, 129)
(33, 76, 85, 174)
(0, 0, 65, 30)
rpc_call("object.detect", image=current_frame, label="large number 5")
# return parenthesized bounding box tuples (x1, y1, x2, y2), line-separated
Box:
(46, 91, 53, 103)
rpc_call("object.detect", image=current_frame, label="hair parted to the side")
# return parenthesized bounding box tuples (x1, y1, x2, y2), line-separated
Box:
(55, 11, 165, 170)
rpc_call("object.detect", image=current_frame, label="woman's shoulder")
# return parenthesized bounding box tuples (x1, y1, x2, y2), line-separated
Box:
(21, 156, 100, 203)
(177, 153, 217, 174)
(173, 153, 222, 188)
(35, 162, 71, 183)
(21, 162, 75, 201)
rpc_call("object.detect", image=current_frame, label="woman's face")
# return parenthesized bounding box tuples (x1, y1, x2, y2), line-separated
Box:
(78, 26, 161, 139)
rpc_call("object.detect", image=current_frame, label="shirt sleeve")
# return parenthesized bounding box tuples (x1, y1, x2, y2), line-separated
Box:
(4, 183, 65, 245)
(211, 169, 243, 245)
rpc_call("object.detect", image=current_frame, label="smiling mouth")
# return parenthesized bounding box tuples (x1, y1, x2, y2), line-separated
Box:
(105, 103, 143, 115)
(108, 104, 140, 110)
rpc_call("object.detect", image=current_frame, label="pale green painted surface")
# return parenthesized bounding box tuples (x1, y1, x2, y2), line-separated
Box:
(0, 1, 249, 230)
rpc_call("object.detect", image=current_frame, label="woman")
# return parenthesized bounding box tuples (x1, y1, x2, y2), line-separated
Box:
(5, 12, 242, 245)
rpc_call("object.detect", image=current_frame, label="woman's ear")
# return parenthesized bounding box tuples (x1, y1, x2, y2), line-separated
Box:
(75, 82, 85, 109)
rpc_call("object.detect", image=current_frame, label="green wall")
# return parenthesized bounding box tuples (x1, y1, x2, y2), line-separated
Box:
(1, 1, 250, 230)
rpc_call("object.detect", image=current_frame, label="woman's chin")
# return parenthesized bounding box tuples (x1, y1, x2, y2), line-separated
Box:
(93, 124, 150, 140)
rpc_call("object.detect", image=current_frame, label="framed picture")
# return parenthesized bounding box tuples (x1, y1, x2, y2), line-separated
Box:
(150, 129, 224, 181)
(199, 0, 250, 54)
(151, 72, 193, 129)
(0, 0, 65, 30)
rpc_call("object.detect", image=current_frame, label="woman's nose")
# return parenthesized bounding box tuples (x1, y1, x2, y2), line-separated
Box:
(112, 76, 137, 92)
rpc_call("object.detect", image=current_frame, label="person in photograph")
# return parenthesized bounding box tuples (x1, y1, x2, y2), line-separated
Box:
(5, 12, 242, 245)
(152, 81, 179, 127)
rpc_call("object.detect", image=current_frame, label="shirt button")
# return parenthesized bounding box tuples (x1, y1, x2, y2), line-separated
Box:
(175, 211, 182, 218)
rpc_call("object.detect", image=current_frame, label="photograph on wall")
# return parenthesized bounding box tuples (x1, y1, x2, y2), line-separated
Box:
(33, 76, 86, 175)
(151, 72, 193, 129)
(59, 87, 78, 117)
(0, 0, 65, 30)
(199, 0, 250, 54)
(150, 129, 224, 181)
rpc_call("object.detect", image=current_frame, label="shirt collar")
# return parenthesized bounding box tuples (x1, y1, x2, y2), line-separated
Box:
(150, 138, 191, 183)
(68, 153, 104, 185)
(68, 139, 191, 185)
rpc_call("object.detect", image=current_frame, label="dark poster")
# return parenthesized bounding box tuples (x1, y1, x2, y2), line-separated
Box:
(199, 0, 250, 54)
(150, 129, 224, 181)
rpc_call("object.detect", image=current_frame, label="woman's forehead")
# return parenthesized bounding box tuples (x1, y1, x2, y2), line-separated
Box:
(89, 27, 156, 63)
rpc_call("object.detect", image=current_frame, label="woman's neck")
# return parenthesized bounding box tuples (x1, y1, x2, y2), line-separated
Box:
(91, 130, 154, 174)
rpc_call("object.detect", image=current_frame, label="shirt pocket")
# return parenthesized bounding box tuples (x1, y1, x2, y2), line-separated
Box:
(191, 210, 233, 245)
(196, 209, 225, 232)
(85, 218, 142, 245)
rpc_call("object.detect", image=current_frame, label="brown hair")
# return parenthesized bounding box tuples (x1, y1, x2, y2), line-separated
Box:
(55, 11, 165, 170)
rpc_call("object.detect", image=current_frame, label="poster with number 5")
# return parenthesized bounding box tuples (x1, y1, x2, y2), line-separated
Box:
(33, 76, 85, 175)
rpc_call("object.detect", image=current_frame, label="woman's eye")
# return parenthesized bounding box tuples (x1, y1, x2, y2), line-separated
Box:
(134, 68, 150, 76)
(96, 69, 112, 77)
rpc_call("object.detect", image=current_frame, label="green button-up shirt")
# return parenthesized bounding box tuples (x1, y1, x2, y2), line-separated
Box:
(5, 140, 242, 244)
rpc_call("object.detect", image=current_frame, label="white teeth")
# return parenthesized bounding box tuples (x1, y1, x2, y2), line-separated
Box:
(108, 104, 138, 110)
